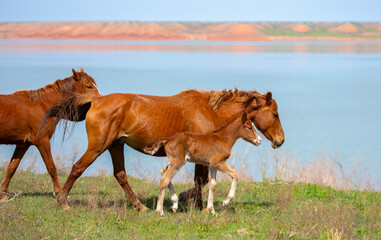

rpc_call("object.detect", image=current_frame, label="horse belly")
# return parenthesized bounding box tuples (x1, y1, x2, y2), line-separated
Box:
(119, 134, 167, 156)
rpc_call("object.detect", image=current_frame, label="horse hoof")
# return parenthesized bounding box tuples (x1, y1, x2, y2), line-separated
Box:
(155, 209, 165, 216)
(171, 207, 177, 213)
(137, 204, 149, 212)
(0, 194, 8, 202)
(133, 202, 149, 212)
(62, 203, 70, 211)
(202, 207, 215, 214)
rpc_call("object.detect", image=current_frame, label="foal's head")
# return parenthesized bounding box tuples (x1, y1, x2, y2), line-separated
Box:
(239, 113, 262, 146)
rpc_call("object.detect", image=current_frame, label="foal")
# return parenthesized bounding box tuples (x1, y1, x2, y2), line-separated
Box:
(144, 112, 262, 215)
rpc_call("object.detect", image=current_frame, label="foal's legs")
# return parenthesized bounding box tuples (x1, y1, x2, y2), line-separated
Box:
(108, 143, 148, 212)
(160, 166, 178, 212)
(214, 161, 238, 207)
(0, 144, 29, 201)
(206, 167, 217, 214)
(167, 181, 178, 212)
(179, 164, 208, 210)
(157, 158, 185, 216)
(36, 138, 61, 196)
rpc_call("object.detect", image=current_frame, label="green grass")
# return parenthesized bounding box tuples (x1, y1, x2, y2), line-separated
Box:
(0, 172, 380, 239)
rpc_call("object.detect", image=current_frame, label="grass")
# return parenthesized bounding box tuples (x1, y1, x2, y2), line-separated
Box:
(0, 171, 380, 239)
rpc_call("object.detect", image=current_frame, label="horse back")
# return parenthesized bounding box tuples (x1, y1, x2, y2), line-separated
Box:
(85, 93, 218, 154)
(0, 93, 51, 144)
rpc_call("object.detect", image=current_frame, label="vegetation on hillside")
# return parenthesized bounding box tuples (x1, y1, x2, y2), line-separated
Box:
(1, 21, 380, 41)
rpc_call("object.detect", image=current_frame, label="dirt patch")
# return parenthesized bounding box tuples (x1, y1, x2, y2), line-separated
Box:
(293, 24, 310, 33)
(331, 23, 358, 33)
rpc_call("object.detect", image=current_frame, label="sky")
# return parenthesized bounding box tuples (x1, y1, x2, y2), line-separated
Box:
(0, 0, 381, 22)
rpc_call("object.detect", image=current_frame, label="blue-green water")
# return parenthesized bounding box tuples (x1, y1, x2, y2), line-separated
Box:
(0, 40, 380, 188)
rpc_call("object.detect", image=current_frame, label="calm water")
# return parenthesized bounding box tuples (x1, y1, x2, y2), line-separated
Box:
(0, 40, 380, 188)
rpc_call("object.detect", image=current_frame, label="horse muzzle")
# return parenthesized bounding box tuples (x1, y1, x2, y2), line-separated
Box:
(271, 139, 284, 149)
(253, 136, 262, 146)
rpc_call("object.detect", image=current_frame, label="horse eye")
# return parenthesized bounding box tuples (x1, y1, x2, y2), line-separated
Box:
(273, 113, 279, 118)
(86, 85, 93, 89)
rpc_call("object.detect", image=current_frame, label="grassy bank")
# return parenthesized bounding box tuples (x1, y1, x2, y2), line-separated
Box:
(0, 172, 379, 239)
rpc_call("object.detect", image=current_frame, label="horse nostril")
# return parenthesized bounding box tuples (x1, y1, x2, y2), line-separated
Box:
(274, 139, 284, 148)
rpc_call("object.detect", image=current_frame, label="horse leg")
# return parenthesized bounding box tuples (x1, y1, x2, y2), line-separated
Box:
(179, 164, 209, 210)
(56, 147, 104, 210)
(108, 143, 148, 212)
(157, 159, 185, 216)
(167, 181, 178, 212)
(206, 167, 217, 214)
(160, 166, 178, 212)
(57, 109, 121, 210)
(36, 139, 61, 196)
(214, 161, 238, 207)
(0, 144, 29, 201)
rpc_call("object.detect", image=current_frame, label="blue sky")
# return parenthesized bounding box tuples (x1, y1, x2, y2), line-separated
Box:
(1, 0, 381, 22)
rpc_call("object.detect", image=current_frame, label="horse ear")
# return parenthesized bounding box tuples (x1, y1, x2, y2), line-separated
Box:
(265, 92, 272, 106)
(242, 111, 247, 123)
(72, 69, 80, 81)
(79, 68, 84, 72)
(246, 96, 261, 112)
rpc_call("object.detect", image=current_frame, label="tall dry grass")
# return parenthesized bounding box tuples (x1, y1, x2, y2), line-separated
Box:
(0, 146, 80, 175)
(258, 151, 375, 191)
(0, 146, 376, 191)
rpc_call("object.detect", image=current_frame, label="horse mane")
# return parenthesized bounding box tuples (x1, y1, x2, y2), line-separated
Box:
(40, 93, 95, 141)
(208, 88, 260, 110)
(25, 77, 78, 102)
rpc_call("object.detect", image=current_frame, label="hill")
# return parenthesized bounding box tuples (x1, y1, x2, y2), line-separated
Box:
(1, 21, 381, 41)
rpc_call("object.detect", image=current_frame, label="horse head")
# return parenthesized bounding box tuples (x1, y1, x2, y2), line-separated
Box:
(71, 68, 101, 97)
(246, 92, 285, 149)
(240, 112, 262, 146)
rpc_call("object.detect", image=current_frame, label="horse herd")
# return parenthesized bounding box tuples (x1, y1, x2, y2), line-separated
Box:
(0, 68, 285, 215)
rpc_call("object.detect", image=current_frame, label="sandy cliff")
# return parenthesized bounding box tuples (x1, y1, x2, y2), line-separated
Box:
(0, 21, 380, 41)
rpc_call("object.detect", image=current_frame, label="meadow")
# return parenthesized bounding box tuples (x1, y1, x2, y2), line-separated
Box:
(0, 153, 380, 240)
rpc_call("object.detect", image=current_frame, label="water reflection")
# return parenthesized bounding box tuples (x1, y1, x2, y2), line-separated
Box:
(1, 40, 381, 54)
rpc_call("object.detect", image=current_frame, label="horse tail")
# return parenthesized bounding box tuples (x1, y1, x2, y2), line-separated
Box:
(39, 94, 97, 137)
(144, 138, 168, 156)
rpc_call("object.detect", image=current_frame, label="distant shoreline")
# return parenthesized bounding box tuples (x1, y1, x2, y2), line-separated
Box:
(1, 21, 381, 42)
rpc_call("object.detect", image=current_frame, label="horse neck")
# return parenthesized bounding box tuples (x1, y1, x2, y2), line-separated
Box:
(214, 118, 242, 148)
(212, 104, 245, 129)
(27, 78, 76, 107)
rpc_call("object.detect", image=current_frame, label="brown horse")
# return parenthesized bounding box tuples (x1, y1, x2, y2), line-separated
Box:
(144, 111, 262, 215)
(43, 89, 284, 211)
(0, 69, 101, 201)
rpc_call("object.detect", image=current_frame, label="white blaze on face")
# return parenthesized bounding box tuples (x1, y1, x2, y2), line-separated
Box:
(255, 135, 262, 145)
(92, 83, 101, 95)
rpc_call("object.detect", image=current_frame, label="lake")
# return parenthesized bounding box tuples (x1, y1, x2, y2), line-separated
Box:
(0, 40, 380, 189)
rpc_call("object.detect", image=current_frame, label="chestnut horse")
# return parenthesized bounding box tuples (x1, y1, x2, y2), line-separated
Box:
(145, 111, 262, 215)
(0, 69, 100, 201)
(43, 89, 284, 211)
